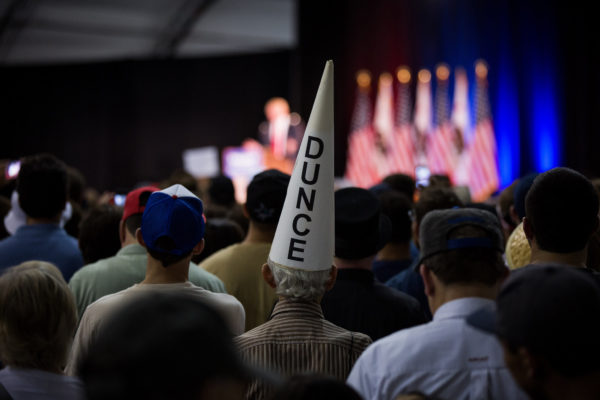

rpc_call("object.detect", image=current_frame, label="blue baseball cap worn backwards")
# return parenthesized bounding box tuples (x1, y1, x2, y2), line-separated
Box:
(141, 184, 205, 257)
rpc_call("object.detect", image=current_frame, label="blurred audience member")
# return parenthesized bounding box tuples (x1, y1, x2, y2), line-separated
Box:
(269, 374, 362, 400)
(0, 195, 9, 240)
(204, 174, 247, 235)
(382, 173, 416, 203)
(321, 188, 424, 341)
(496, 179, 519, 242)
(63, 166, 87, 239)
(160, 168, 198, 194)
(67, 185, 245, 375)
(428, 174, 451, 188)
(69, 186, 225, 319)
(207, 175, 236, 209)
(79, 292, 251, 400)
(504, 173, 537, 270)
(227, 204, 250, 237)
(192, 218, 244, 264)
(77, 204, 122, 265)
(0, 261, 84, 399)
(201, 169, 290, 331)
(524, 167, 599, 274)
(386, 186, 463, 319)
(348, 208, 526, 400)
(468, 264, 600, 400)
(0, 154, 83, 281)
(373, 191, 415, 282)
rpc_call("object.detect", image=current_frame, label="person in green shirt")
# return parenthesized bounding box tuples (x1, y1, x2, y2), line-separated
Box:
(69, 185, 225, 319)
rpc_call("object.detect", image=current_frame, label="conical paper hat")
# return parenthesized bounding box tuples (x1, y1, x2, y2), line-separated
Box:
(268, 60, 334, 272)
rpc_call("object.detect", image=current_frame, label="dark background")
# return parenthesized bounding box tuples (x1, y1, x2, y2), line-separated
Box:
(1, 0, 599, 191)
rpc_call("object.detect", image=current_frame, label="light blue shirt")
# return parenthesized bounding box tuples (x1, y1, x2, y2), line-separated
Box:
(0, 367, 85, 400)
(347, 297, 528, 400)
(0, 224, 83, 281)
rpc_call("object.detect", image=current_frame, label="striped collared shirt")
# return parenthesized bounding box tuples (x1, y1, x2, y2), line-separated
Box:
(235, 298, 372, 400)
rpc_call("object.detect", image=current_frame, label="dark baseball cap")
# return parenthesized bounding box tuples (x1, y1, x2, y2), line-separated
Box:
(467, 263, 600, 376)
(416, 207, 504, 269)
(245, 169, 290, 224)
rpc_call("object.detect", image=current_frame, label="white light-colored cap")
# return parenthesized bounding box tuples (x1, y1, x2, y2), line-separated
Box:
(4, 190, 71, 235)
(268, 60, 334, 272)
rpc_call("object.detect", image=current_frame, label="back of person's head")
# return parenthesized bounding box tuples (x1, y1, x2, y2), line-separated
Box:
(468, 264, 600, 381)
(382, 173, 416, 202)
(525, 167, 599, 253)
(79, 292, 249, 400)
(161, 168, 198, 194)
(66, 165, 86, 206)
(269, 374, 362, 400)
(208, 175, 236, 208)
(413, 186, 463, 226)
(192, 218, 244, 264)
(0, 261, 76, 372)
(419, 208, 506, 286)
(269, 264, 332, 302)
(428, 174, 452, 188)
(334, 187, 392, 260)
(17, 153, 68, 219)
(466, 202, 502, 226)
(377, 190, 412, 244)
(513, 173, 538, 221)
(142, 184, 206, 267)
(122, 186, 159, 237)
(79, 204, 122, 264)
(245, 169, 290, 227)
(498, 179, 519, 229)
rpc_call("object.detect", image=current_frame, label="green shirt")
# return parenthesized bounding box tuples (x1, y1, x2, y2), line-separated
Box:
(69, 244, 226, 319)
(200, 242, 276, 331)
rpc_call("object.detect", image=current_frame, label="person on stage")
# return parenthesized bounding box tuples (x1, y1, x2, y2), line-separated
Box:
(257, 97, 305, 161)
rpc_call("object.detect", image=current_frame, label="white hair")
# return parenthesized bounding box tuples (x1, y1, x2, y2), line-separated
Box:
(268, 261, 331, 301)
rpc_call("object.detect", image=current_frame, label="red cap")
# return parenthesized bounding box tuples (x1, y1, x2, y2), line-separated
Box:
(122, 186, 160, 221)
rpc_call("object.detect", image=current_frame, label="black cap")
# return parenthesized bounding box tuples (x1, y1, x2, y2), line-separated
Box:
(467, 263, 600, 376)
(246, 169, 291, 224)
(334, 187, 392, 259)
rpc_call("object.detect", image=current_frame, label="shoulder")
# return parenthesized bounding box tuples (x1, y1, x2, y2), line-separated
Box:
(186, 284, 244, 310)
(188, 262, 226, 292)
(69, 257, 113, 279)
(199, 244, 239, 269)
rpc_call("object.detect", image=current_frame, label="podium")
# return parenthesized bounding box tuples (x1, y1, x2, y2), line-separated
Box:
(222, 145, 294, 203)
(262, 148, 294, 175)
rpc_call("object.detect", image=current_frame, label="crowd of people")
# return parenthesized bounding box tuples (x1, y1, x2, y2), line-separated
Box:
(0, 151, 599, 400)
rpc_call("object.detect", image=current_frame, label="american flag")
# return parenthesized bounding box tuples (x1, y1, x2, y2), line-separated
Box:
(468, 63, 500, 202)
(427, 70, 457, 180)
(373, 73, 396, 179)
(413, 70, 433, 166)
(387, 69, 416, 176)
(345, 76, 379, 188)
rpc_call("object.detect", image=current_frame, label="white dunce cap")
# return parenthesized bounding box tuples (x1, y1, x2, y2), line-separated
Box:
(268, 60, 334, 272)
